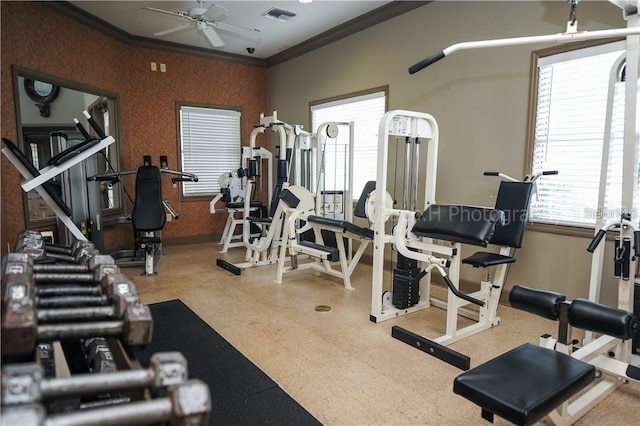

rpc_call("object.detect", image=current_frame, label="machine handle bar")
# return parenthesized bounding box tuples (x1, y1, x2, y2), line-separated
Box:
(88, 175, 120, 184)
(587, 229, 607, 253)
(408, 51, 446, 74)
(170, 177, 198, 184)
(483, 170, 558, 183)
(443, 276, 485, 307)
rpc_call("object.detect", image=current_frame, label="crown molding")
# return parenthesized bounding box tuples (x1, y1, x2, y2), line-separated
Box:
(266, 1, 432, 67)
(41, 1, 432, 68)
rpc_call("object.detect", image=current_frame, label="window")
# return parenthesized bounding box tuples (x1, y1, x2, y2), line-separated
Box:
(528, 41, 638, 228)
(178, 105, 241, 197)
(310, 88, 387, 200)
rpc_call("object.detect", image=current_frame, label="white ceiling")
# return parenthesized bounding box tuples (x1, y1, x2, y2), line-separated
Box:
(68, 1, 398, 60)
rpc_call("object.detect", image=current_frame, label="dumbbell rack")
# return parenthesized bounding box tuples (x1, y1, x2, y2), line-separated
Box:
(1, 233, 212, 425)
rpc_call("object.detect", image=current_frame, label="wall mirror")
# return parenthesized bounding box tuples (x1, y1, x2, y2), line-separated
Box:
(11, 66, 123, 229)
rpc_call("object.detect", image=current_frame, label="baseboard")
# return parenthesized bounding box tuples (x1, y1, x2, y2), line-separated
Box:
(162, 233, 218, 246)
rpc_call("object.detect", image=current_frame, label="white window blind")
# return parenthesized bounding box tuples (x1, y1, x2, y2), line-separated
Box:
(530, 41, 638, 228)
(179, 106, 241, 197)
(311, 90, 386, 200)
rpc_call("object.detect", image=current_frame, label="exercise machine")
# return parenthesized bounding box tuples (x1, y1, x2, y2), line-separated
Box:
(88, 155, 198, 275)
(275, 121, 379, 290)
(2, 111, 116, 242)
(216, 112, 312, 275)
(454, 284, 639, 425)
(209, 146, 269, 253)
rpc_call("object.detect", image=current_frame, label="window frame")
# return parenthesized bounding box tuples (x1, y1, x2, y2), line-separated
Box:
(308, 85, 389, 202)
(176, 102, 243, 200)
(524, 38, 627, 238)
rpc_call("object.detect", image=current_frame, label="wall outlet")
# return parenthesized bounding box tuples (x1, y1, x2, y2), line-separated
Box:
(166, 213, 172, 222)
(160, 63, 166, 73)
(151, 62, 157, 71)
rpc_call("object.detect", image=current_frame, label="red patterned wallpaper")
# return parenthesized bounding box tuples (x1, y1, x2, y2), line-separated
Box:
(1, 2, 267, 252)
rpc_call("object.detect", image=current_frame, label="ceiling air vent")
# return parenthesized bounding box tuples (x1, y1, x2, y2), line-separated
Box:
(261, 7, 297, 22)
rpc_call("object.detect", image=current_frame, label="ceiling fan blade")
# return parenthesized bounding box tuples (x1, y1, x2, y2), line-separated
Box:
(202, 3, 228, 21)
(154, 23, 193, 37)
(142, 7, 189, 19)
(201, 27, 225, 48)
(212, 21, 261, 39)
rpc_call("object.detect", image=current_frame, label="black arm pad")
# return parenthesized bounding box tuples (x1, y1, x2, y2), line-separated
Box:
(569, 299, 639, 340)
(509, 285, 566, 321)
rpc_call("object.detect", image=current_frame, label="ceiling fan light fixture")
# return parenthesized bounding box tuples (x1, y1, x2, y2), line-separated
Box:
(261, 7, 297, 22)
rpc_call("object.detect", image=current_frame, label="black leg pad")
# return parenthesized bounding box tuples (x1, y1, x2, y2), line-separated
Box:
(453, 343, 595, 425)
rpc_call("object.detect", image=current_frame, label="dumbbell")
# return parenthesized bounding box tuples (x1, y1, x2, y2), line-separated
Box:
(82, 337, 117, 373)
(3, 253, 119, 310)
(1, 352, 187, 405)
(0, 380, 211, 426)
(36, 274, 139, 322)
(14, 232, 98, 265)
(2, 273, 152, 355)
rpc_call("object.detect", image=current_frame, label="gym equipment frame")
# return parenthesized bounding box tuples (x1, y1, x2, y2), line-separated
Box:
(2, 111, 115, 242)
(275, 121, 377, 290)
(216, 112, 311, 275)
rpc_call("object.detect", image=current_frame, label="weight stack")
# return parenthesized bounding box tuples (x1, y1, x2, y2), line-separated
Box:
(634, 281, 639, 354)
(392, 253, 420, 309)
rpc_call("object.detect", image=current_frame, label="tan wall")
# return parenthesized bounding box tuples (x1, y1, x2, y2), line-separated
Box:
(1, 2, 267, 253)
(267, 0, 626, 303)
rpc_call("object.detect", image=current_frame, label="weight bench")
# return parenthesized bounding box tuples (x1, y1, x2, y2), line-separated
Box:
(454, 285, 640, 425)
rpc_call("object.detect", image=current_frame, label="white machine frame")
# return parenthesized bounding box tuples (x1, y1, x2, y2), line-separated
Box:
(370, 110, 442, 319)
(275, 121, 369, 289)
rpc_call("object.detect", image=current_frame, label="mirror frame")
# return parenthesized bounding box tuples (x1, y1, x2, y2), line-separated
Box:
(11, 65, 124, 228)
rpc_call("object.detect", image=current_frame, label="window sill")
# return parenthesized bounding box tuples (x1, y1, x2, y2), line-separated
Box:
(526, 222, 595, 239)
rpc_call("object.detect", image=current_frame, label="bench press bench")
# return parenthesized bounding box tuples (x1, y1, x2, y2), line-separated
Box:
(454, 285, 639, 425)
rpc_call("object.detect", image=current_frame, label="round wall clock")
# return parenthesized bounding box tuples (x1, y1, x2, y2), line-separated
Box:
(24, 79, 60, 104)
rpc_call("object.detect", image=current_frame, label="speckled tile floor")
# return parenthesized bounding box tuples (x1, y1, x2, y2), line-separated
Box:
(128, 242, 639, 425)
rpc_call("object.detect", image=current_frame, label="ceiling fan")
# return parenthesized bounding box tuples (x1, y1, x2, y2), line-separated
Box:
(142, 1, 260, 48)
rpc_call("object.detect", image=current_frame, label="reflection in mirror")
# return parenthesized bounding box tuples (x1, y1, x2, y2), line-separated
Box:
(12, 67, 122, 243)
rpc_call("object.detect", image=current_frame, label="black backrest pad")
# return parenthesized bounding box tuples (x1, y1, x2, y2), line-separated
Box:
(354, 181, 376, 219)
(490, 181, 534, 248)
(2, 138, 72, 217)
(132, 165, 166, 232)
(569, 298, 639, 340)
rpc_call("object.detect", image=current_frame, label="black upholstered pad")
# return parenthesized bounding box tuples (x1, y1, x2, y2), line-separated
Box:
(453, 343, 595, 426)
(132, 165, 166, 232)
(462, 252, 515, 267)
(299, 240, 339, 262)
(307, 215, 374, 240)
(354, 181, 376, 219)
(509, 285, 566, 321)
(569, 298, 639, 340)
(489, 182, 534, 248)
(412, 205, 505, 247)
(225, 201, 262, 209)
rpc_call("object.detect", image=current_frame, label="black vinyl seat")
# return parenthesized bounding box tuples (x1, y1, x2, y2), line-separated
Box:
(453, 343, 595, 425)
